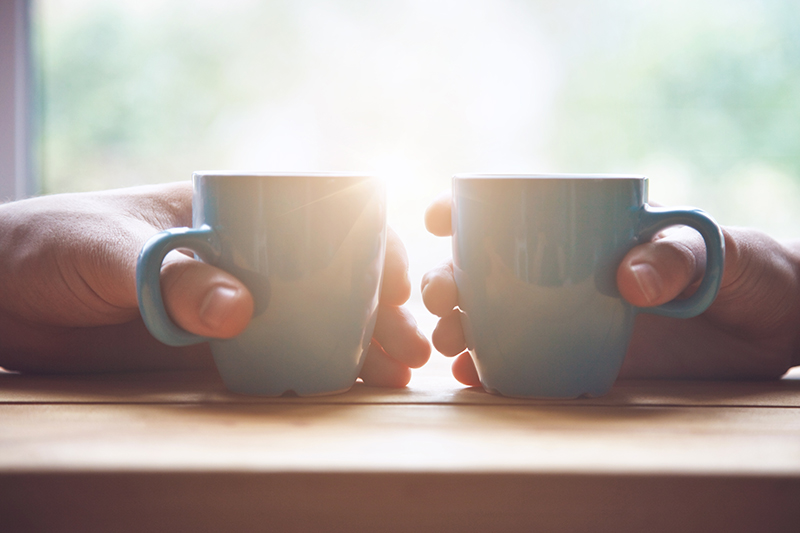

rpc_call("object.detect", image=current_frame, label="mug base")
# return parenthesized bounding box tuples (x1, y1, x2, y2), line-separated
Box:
(483, 384, 609, 400)
(220, 380, 355, 397)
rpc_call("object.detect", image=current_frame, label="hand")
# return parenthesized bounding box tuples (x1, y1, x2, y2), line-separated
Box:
(421, 192, 800, 386)
(0, 182, 430, 386)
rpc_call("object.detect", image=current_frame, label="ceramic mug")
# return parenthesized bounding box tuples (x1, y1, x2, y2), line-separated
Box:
(452, 174, 725, 398)
(137, 171, 386, 396)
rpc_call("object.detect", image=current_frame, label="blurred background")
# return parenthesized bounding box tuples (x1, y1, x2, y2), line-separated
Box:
(32, 0, 800, 372)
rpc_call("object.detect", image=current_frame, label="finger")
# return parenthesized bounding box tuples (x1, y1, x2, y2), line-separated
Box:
(424, 191, 453, 237)
(381, 227, 412, 306)
(359, 341, 412, 388)
(451, 351, 481, 387)
(421, 260, 459, 317)
(431, 310, 467, 356)
(372, 305, 431, 369)
(617, 226, 706, 307)
(160, 254, 254, 339)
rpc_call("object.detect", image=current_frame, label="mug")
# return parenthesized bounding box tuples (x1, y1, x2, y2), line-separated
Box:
(452, 174, 724, 398)
(137, 171, 386, 396)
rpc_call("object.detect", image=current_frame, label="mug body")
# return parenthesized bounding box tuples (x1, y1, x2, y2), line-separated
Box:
(194, 172, 386, 396)
(452, 174, 646, 398)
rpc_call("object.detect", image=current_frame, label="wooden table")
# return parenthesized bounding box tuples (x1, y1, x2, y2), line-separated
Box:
(2, 359, 799, 532)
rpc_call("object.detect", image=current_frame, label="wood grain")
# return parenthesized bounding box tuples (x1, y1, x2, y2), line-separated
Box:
(2, 472, 799, 533)
(2, 365, 799, 531)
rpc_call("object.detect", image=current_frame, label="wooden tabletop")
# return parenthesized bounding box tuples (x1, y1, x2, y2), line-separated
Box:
(2, 358, 799, 533)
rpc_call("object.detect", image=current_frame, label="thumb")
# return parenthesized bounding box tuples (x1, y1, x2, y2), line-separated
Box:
(617, 226, 706, 308)
(159, 253, 254, 338)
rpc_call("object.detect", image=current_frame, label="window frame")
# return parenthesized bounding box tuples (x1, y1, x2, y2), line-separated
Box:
(0, 0, 35, 201)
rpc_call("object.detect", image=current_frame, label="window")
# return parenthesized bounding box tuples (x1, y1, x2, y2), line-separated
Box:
(0, 0, 35, 201)
(32, 0, 800, 232)
(9, 0, 800, 328)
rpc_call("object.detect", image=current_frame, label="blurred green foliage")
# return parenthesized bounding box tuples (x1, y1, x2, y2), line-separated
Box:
(547, 0, 800, 181)
(33, 0, 800, 236)
(37, 1, 303, 192)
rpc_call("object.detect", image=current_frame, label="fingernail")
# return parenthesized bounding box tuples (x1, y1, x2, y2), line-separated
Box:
(630, 262, 663, 304)
(199, 285, 240, 330)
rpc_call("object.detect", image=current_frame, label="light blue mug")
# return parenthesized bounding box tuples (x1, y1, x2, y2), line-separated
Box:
(137, 171, 386, 396)
(452, 174, 725, 398)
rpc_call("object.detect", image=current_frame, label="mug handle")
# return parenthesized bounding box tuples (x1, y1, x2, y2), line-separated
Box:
(136, 225, 220, 346)
(635, 205, 725, 319)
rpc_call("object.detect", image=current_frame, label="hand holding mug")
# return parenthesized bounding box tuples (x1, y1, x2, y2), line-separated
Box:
(137, 172, 431, 395)
(0, 181, 429, 385)
(423, 175, 799, 396)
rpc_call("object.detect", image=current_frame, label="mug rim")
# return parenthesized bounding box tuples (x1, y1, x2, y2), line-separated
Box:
(193, 170, 376, 180)
(453, 173, 646, 180)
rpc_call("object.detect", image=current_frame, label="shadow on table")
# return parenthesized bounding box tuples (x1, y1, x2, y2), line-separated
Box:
(2, 367, 800, 409)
